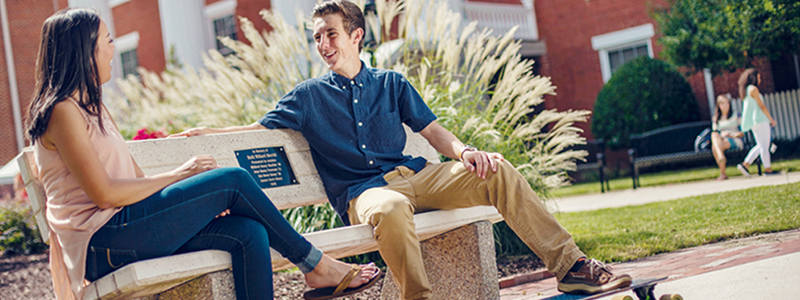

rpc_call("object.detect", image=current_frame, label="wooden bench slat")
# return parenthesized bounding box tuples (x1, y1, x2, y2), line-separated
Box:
(17, 152, 51, 244)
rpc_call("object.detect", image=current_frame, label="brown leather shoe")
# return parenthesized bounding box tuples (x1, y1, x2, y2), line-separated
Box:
(557, 259, 632, 295)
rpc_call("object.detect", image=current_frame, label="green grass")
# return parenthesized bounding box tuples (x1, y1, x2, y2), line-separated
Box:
(553, 182, 800, 263)
(553, 158, 800, 198)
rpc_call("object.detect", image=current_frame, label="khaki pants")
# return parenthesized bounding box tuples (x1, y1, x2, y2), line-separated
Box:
(348, 160, 585, 300)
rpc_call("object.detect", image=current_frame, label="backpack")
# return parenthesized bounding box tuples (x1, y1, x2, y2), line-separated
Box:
(694, 128, 712, 152)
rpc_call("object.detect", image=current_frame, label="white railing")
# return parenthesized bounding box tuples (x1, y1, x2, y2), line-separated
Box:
(731, 88, 800, 141)
(462, 1, 539, 41)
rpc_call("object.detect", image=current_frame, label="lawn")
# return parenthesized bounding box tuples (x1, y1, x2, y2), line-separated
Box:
(554, 182, 800, 262)
(553, 158, 800, 198)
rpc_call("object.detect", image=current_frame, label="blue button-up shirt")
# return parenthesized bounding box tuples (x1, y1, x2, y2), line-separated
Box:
(258, 62, 437, 224)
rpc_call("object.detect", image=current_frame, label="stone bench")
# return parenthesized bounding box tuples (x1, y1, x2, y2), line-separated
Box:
(18, 127, 504, 300)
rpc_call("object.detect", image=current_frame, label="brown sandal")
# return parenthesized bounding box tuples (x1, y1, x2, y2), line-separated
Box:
(303, 264, 382, 300)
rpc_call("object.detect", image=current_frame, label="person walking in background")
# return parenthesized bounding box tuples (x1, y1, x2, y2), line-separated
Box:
(736, 69, 780, 176)
(711, 94, 744, 180)
(26, 8, 379, 300)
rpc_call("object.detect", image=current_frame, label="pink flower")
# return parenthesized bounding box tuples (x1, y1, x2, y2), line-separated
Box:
(133, 128, 167, 140)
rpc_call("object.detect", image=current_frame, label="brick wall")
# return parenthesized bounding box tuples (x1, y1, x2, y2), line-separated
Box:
(0, 1, 58, 164)
(235, 0, 272, 37)
(204, 0, 273, 47)
(535, 0, 669, 139)
(0, 11, 11, 166)
(112, 0, 166, 73)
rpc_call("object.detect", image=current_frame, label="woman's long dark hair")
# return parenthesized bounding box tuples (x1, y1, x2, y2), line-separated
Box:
(26, 8, 105, 144)
(737, 68, 759, 101)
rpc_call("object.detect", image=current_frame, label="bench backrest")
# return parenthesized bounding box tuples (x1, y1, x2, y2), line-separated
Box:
(570, 139, 605, 165)
(629, 121, 711, 157)
(18, 126, 440, 244)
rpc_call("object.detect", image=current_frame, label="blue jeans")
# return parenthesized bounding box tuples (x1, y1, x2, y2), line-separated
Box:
(85, 167, 322, 300)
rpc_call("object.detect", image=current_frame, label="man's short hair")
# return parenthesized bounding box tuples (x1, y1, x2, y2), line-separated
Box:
(312, 0, 365, 52)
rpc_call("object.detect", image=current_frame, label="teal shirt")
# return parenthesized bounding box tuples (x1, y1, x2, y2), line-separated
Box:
(740, 85, 769, 132)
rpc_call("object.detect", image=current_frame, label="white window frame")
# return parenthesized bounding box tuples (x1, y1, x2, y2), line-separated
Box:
(108, 0, 130, 8)
(591, 24, 655, 83)
(204, 0, 237, 52)
(115, 31, 139, 53)
(114, 31, 140, 78)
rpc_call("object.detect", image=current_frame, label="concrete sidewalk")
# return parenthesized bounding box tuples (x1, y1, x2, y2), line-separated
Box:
(499, 172, 800, 300)
(546, 171, 799, 213)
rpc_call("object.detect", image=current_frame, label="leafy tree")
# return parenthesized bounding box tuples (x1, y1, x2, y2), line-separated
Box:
(653, 0, 800, 74)
(592, 57, 701, 150)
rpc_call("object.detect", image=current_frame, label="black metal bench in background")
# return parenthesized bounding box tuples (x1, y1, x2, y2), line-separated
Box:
(573, 139, 609, 193)
(628, 121, 761, 189)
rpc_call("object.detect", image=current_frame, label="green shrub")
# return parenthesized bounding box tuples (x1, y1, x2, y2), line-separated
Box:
(0, 205, 46, 255)
(591, 56, 700, 150)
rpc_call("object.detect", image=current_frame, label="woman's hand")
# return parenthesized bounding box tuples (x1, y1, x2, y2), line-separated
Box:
(173, 155, 219, 179)
(770, 118, 777, 127)
(461, 150, 505, 179)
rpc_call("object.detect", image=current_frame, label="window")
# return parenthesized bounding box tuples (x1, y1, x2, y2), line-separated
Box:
(212, 15, 237, 55)
(205, 0, 238, 56)
(592, 24, 655, 82)
(120, 49, 139, 78)
(114, 32, 140, 78)
(607, 43, 649, 75)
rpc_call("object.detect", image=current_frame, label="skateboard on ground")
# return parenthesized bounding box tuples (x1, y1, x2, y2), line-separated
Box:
(543, 276, 682, 300)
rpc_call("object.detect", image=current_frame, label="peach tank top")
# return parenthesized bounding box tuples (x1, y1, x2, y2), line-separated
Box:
(34, 99, 136, 299)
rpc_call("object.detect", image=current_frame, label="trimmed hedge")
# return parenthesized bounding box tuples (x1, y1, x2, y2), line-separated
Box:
(592, 57, 700, 150)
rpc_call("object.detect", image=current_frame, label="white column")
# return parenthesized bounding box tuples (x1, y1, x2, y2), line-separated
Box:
(158, 0, 209, 70)
(704, 68, 715, 116)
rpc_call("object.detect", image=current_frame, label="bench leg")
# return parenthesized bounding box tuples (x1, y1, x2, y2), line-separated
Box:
(153, 269, 236, 300)
(379, 220, 499, 300)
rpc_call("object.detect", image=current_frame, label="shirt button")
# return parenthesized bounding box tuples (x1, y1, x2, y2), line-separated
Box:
(354, 99, 358, 104)
(358, 122, 363, 126)
(362, 144, 366, 149)
(369, 160, 374, 165)
(350, 81, 355, 85)
(359, 83, 363, 87)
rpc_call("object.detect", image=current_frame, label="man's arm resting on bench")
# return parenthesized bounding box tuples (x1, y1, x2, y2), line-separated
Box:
(170, 122, 267, 137)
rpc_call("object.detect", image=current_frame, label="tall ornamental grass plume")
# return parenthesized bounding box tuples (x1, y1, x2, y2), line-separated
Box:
(105, 0, 590, 239)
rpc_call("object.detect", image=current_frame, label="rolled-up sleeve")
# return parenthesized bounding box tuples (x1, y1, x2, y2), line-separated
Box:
(396, 75, 437, 132)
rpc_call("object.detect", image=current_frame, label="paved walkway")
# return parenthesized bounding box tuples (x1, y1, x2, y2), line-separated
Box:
(499, 172, 800, 300)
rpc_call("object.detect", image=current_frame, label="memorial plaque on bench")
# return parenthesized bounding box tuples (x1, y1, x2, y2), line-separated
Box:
(235, 146, 298, 188)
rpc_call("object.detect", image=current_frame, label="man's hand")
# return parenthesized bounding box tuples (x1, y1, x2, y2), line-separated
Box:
(462, 150, 505, 179)
(168, 127, 210, 138)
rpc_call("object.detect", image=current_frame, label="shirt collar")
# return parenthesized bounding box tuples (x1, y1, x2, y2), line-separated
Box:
(330, 60, 368, 89)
